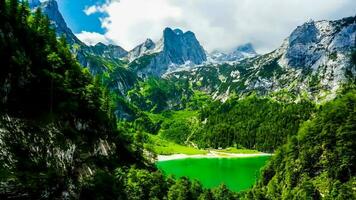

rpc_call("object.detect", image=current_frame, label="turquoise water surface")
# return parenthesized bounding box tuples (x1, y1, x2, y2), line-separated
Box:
(156, 156, 270, 192)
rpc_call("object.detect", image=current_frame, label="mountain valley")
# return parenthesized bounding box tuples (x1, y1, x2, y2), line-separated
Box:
(0, 0, 355, 199)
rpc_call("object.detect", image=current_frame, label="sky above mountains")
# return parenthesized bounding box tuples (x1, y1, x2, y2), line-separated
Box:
(57, 0, 356, 53)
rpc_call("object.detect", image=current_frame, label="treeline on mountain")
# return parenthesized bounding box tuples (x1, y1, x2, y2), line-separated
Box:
(0, 1, 239, 199)
(246, 90, 356, 199)
(127, 77, 194, 113)
(0, 0, 143, 197)
(192, 96, 315, 152)
(126, 81, 317, 153)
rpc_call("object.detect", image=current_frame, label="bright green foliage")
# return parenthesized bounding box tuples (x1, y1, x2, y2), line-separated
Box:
(150, 110, 199, 144)
(145, 134, 207, 155)
(123, 168, 168, 200)
(1, 1, 356, 199)
(194, 95, 315, 152)
(212, 184, 237, 200)
(81, 167, 239, 200)
(0, 2, 240, 199)
(167, 177, 207, 200)
(0, 1, 138, 197)
(198, 190, 214, 200)
(128, 77, 193, 113)
(247, 91, 356, 199)
(167, 177, 192, 200)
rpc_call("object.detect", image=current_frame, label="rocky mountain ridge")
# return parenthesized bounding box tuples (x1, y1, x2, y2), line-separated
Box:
(30, 0, 355, 103)
(29, 0, 137, 96)
(30, 0, 83, 45)
(127, 27, 207, 77)
(208, 43, 258, 63)
(166, 17, 356, 102)
(90, 42, 128, 59)
(29, 0, 127, 62)
(127, 38, 157, 61)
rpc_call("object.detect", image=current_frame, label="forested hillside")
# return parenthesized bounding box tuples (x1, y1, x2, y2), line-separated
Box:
(0, 0, 139, 197)
(1, 0, 355, 199)
(0, 1, 238, 199)
(246, 90, 356, 199)
(194, 96, 315, 152)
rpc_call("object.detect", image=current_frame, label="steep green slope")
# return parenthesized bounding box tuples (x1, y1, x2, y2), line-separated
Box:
(0, 1, 240, 199)
(245, 91, 356, 199)
(166, 17, 356, 103)
(193, 96, 315, 152)
(0, 1, 141, 197)
(127, 77, 211, 113)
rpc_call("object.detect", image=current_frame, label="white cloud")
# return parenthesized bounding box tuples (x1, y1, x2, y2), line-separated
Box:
(75, 31, 110, 46)
(83, 6, 98, 16)
(85, 0, 356, 53)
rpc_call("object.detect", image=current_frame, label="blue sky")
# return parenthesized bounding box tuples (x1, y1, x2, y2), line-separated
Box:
(57, 0, 356, 52)
(57, 0, 106, 34)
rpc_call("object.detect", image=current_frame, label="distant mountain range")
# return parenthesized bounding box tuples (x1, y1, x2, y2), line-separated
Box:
(29, 0, 255, 76)
(30, 0, 355, 102)
(167, 17, 356, 102)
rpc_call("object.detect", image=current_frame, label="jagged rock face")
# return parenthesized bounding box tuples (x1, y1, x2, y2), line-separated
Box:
(284, 21, 329, 67)
(127, 39, 156, 61)
(329, 23, 356, 52)
(30, 0, 135, 96)
(129, 28, 207, 77)
(162, 28, 206, 65)
(166, 17, 356, 102)
(208, 43, 258, 63)
(282, 19, 356, 68)
(91, 42, 128, 59)
(0, 114, 125, 198)
(35, 0, 84, 45)
(31, 1, 128, 60)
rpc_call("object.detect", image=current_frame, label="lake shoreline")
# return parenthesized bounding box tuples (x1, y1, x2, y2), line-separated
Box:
(157, 151, 273, 161)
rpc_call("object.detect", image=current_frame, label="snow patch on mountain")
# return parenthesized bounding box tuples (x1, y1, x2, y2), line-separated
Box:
(166, 17, 356, 103)
(128, 27, 207, 77)
(208, 43, 258, 64)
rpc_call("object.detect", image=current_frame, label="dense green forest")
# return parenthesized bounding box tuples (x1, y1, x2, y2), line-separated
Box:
(193, 96, 315, 152)
(129, 92, 315, 153)
(1, 1, 355, 199)
(127, 77, 212, 113)
(246, 91, 356, 199)
(0, 1, 238, 199)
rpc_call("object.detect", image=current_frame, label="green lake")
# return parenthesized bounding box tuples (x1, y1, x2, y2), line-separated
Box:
(156, 156, 271, 192)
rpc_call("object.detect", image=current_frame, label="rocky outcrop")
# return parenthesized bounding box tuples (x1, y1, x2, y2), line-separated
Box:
(30, 0, 135, 96)
(91, 42, 128, 59)
(166, 16, 356, 102)
(127, 39, 157, 61)
(208, 43, 258, 63)
(128, 28, 207, 77)
(162, 28, 207, 65)
(34, 0, 84, 46)
(30, 0, 127, 60)
(281, 19, 355, 68)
